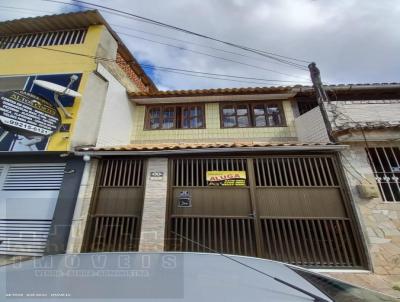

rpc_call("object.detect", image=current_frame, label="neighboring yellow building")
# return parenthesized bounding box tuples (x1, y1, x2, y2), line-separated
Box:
(0, 10, 155, 259)
(0, 10, 155, 152)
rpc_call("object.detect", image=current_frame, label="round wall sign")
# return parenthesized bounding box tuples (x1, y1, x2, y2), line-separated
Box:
(0, 90, 61, 136)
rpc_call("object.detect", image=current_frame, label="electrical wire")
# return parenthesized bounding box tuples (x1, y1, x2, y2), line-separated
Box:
(116, 31, 309, 80)
(1, 3, 310, 79)
(40, 0, 311, 68)
(3, 40, 308, 86)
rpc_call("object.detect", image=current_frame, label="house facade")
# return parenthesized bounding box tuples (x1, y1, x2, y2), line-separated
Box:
(72, 84, 400, 297)
(0, 10, 155, 262)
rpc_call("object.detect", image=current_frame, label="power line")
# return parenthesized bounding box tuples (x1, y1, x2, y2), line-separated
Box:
(4, 40, 308, 86)
(140, 64, 309, 84)
(110, 23, 305, 70)
(116, 31, 309, 79)
(0, 4, 309, 76)
(40, 0, 311, 68)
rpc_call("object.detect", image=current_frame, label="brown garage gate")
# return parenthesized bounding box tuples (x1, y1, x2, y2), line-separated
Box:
(166, 155, 367, 269)
(84, 158, 146, 252)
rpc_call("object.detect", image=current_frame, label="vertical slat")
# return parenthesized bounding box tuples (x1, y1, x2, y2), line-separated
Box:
(318, 158, 329, 186)
(324, 158, 335, 186)
(342, 220, 357, 266)
(335, 220, 350, 266)
(323, 220, 337, 265)
(274, 219, 284, 261)
(280, 220, 291, 263)
(241, 219, 248, 255)
(287, 220, 298, 264)
(311, 220, 324, 265)
(271, 158, 277, 186)
(298, 220, 310, 265)
(236, 219, 242, 254)
(313, 158, 323, 186)
(317, 219, 330, 265)
(302, 158, 311, 186)
(247, 219, 255, 256)
(305, 220, 317, 265)
(293, 220, 304, 265)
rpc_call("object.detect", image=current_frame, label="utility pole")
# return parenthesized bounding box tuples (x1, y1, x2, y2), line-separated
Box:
(308, 62, 337, 143)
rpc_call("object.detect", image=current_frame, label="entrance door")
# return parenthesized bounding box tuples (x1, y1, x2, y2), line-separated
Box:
(166, 155, 367, 268)
(84, 158, 146, 252)
(167, 158, 259, 256)
(0, 163, 65, 256)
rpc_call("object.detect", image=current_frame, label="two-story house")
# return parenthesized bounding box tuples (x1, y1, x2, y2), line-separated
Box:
(74, 86, 370, 273)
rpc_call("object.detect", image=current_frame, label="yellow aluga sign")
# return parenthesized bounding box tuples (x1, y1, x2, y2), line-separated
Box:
(206, 171, 246, 186)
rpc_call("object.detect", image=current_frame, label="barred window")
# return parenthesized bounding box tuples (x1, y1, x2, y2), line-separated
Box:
(367, 147, 400, 202)
(0, 29, 87, 50)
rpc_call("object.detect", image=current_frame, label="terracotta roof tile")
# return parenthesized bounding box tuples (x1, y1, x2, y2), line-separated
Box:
(76, 141, 337, 153)
(128, 83, 400, 98)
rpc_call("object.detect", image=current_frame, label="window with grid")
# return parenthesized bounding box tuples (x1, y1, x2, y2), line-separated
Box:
(367, 147, 400, 202)
(220, 102, 285, 128)
(145, 105, 204, 130)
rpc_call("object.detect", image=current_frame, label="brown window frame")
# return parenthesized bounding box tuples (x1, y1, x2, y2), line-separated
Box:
(220, 101, 286, 128)
(145, 104, 205, 130)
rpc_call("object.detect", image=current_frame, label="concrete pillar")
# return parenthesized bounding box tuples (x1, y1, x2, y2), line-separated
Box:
(139, 158, 168, 252)
(66, 159, 99, 253)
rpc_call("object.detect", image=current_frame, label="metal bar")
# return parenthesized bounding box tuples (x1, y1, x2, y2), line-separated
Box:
(305, 220, 317, 265)
(335, 220, 350, 266)
(324, 158, 335, 186)
(241, 219, 247, 255)
(342, 220, 357, 266)
(381, 148, 397, 201)
(247, 219, 254, 256)
(137, 160, 143, 186)
(293, 220, 304, 265)
(329, 220, 342, 265)
(311, 220, 324, 265)
(313, 158, 323, 186)
(282, 158, 289, 186)
(275, 219, 284, 262)
(287, 220, 298, 264)
(271, 158, 277, 186)
(317, 219, 330, 266)
(112, 217, 119, 251)
(302, 158, 311, 186)
(236, 219, 242, 254)
(281, 220, 291, 263)
(323, 220, 336, 265)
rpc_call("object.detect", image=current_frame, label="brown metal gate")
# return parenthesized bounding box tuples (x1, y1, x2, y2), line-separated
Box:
(84, 158, 145, 252)
(166, 155, 367, 268)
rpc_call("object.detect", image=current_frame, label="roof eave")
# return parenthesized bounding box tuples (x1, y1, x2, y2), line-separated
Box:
(75, 145, 348, 157)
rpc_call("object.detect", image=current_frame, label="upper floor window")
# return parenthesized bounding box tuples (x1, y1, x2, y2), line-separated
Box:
(0, 29, 87, 50)
(145, 105, 205, 130)
(220, 102, 285, 128)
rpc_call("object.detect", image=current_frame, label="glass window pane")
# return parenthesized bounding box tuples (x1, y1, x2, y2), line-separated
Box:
(149, 108, 160, 118)
(255, 115, 267, 127)
(191, 106, 202, 116)
(182, 118, 190, 129)
(150, 118, 160, 129)
(236, 105, 248, 116)
(190, 117, 203, 128)
(163, 107, 175, 118)
(162, 118, 174, 129)
(253, 105, 265, 116)
(223, 116, 236, 128)
(237, 116, 249, 127)
(183, 107, 189, 118)
(222, 106, 235, 116)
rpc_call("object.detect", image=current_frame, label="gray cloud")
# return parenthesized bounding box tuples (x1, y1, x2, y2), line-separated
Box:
(1, 0, 399, 90)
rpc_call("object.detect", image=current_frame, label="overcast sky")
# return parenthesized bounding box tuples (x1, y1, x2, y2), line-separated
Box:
(1, 0, 399, 90)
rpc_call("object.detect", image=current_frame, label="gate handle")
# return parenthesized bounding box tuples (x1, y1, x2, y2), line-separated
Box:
(248, 213, 256, 218)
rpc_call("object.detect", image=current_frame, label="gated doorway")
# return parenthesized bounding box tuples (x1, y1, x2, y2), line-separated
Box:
(84, 158, 146, 252)
(166, 155, 367, 268)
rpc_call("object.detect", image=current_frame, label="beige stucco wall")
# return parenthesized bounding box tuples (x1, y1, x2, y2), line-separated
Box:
(131, 100, 297, 143)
